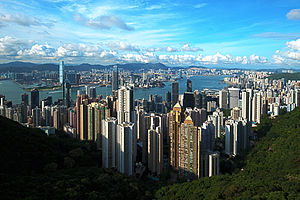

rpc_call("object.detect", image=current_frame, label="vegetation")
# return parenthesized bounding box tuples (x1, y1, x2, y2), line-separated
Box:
(2, 105, 300, 199)
(156, 108, 300, 199)
(269, 72, 300, 81)
(0, 116, 153, 200)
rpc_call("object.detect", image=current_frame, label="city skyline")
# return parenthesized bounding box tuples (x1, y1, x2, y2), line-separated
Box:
(0, 0, 299, 67)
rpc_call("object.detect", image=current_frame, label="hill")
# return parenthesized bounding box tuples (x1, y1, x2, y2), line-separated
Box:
(0, 61, 169, 72)
(269, 72, 300, 81)
(156, 108, 300, 199)
(2, 106, 300, 200)
(0, 116, 152, 200)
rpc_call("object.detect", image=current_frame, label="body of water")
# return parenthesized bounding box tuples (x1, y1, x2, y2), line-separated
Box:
(0, 75, 229, 105)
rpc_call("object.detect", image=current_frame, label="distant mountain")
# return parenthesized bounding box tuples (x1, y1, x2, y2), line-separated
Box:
(0, 61, 169, 72)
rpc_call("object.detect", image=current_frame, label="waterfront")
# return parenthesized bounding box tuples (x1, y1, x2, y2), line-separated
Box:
(0, 75, 229, 104)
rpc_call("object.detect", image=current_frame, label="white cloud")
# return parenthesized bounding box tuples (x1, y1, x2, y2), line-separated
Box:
(286, 38, 300, 51)
(182, 43, 202, 52)
(249, 54, 268, 63)
(106, 42, 140, 52)
(272, 54, 285, 64)
(73, 14, 134, 31)
(201, 52, 233, 64)
(286, 9, 300, 20)
(0, 36, 29, 56)
(0, 12, 53, 27)
(18, 44, 56, 57)
(166, 46, 179, 52)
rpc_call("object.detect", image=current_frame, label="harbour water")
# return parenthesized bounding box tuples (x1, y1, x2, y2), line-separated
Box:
(0, 75, 229, 104)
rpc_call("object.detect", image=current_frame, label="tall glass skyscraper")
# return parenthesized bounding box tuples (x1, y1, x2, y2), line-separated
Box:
(112, 65, 119, 94)
(59, 61, 64, 85)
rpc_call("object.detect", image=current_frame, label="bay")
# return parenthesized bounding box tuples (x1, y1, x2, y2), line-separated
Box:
(0, 75, 228, 105)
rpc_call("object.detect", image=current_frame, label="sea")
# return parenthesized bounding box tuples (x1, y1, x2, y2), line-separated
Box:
(0, 75, 229, 105)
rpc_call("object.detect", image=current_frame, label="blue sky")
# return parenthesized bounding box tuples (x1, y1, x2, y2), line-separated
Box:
(0, 0, 300, 67)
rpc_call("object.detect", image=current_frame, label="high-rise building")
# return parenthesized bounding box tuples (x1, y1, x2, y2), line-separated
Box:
(183, 92, 195, 109)
(117, 86, 134, 124)
(112, 65, 119, 95)
(242, 91, 251, 121)
(208, 152, 219, 177)
(165, 91, 171, 110)
(80, 100, 88, 140)
(296, 89, 300, 107)
(59, 61, 64, 85)
(75, 73, 81, 85)
(194, 90, 202, 109)
(171, 82, 179, 107)
(187, 79, 192, 92)
(178, 116, 199, 179)
(32, 107, 41, 127)
(252, 92, 262, 123)
(116, 122, 136, 176)
(102, 117, 117, 168)
(219, 90, 228, 109)
(63, 81, 71, 107)
(148, 126, 163, 175)
(228, 88, 240, 109)
(21, 93, 28, 106)
(169, 102, 183, 169)
(225, 119, 250, 156)
(88, 87, 97, 99)
(231, 107, 242, 120)
(31, 88, 39, 109)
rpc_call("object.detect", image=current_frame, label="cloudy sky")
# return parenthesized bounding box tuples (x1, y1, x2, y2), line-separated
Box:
(0, 0, 300, 67)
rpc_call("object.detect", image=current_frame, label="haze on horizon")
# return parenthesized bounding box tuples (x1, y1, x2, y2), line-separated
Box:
(0, 0, 300, 68)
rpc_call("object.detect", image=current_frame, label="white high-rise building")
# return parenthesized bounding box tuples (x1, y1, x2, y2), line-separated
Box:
(117, 86, 134, 124)
(225, 119, 249, 156)
(209, 152, 219, 177)
(102, 117, 117, 168)
(228, 88, 240, 109)
(116, 122, 136, 176)
(252, 92, 262, 124)
(148, 126, 163, 175)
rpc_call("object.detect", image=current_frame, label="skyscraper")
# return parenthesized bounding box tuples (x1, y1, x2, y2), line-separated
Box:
(117, 86, 134, 123)
(208, 152, 219, 177)
(102, 117, 117, 168)
(219, 90, 228, 109)
(183, 92, 195, 109)
(169, 102, 183, 169)
(116, 122, 136, 176)
(31, 88, 39, 109)
(171, 82, 179, 107)
(178, 116, 199, 179)
(21, 93, 28, 106)
(63, 81, 71, 107)
(242, 91, 251, 121)
(187, 79, 192, 92)
(228, 88, 240, 109)
(148, 126, 163, 175)
(59, 61, 64, 85)
(88, 87, 97, 98)
(194, 90, 202, 109)
(112, 65, 119, 95)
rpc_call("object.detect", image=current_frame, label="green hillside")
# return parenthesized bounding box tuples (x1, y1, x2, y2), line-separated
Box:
(0, 116, 151, 200)
(269, 72, 300, 81)
(156, 108, 300, 199)
(1, 106, 300, 200)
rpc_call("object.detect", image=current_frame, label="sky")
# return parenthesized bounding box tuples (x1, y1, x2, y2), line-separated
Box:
(0, 0, 300, 68)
